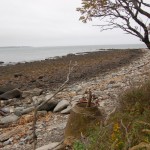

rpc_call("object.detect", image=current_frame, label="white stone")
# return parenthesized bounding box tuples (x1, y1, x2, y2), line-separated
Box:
(61, 106, 72, 114)
(36, 142, 60, 150)
(53, 100, 69, 112)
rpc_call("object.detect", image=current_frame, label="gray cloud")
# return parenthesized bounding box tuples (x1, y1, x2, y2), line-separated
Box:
(0, 0, 143, 46)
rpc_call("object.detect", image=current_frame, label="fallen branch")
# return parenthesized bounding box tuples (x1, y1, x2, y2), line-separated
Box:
(120, 119, 131, 149)
(32, 61, 77, 150)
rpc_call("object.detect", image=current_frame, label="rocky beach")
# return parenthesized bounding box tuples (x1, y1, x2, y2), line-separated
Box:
(0, 48, 150, 150)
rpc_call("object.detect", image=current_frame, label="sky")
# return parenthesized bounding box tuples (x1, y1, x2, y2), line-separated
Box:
(0, 0, 146, 47)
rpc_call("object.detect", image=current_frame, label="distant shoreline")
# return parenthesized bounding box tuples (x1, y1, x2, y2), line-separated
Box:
(0, 44, 146, 65)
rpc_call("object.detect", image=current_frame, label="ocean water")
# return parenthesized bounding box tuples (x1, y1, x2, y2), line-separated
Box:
(0, 44, 146, 65)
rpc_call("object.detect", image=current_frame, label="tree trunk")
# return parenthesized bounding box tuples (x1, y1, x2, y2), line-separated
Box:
(143, 35, 150, 49)
(145, 42, 150, 49)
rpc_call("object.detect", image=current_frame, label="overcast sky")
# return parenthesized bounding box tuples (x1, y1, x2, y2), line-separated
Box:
(0, 0, 145, 46)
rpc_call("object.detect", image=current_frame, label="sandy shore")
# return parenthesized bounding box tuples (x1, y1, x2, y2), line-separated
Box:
(0, 49, 143, 91)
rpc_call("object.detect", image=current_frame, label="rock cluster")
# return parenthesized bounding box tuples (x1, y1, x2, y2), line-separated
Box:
(1, 49, 150, 150)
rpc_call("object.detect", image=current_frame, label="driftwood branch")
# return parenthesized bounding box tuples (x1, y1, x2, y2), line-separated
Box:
(32, 61, 77, 150)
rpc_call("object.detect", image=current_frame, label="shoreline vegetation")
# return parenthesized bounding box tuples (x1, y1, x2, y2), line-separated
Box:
(0, 49, 143, 91)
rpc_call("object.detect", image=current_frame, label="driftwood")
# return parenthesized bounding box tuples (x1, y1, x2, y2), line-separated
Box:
(32, 61, 77, 150)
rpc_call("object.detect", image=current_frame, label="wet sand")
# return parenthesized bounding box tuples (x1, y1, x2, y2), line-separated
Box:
(0, 49, 143, 90)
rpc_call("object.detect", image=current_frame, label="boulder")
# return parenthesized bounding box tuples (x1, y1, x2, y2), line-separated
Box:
(53, 100, 69, 112)
(0, 89, 22, 100)
(22, 88, 43, 98)
(0, 84, 15, 95)
(61, 106, 72, 114)
(14, 107, 25, 116)
(38, 100, 59, 111)
(0, 114, 19, 124)
(36, 142, 61, 150)
(21, 107, 34, 115)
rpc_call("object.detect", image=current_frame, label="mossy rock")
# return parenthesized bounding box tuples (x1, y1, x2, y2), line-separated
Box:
(64, 102, 102, 140)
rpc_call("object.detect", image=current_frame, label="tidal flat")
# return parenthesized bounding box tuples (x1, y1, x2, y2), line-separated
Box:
(0, 49, 143, 91)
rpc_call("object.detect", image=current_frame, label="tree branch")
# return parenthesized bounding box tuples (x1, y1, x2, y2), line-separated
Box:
(32, 61, 77, 150)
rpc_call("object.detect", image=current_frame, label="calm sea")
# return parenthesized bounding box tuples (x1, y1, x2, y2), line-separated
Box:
(0, 44, 146, 65)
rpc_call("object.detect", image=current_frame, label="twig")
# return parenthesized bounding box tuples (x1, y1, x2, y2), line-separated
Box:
(120, 119, 131, 149)
(104, 107, 116, 125)
(86, 89, 92, 107)
(32, 61, 77, 150)
(32, 106, 37, 150)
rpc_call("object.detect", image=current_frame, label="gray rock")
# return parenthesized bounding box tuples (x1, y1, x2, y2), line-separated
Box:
(0, 84, 15, 95)
(3, 139, 11, 146)
(38, 100, 59, 111)
(32, 96, 44, 106)
(61, 106, 72, 114)
(1, 107, 11, 113)
(22, 88, 43, 98)
(53, 100, 69, 112)
(19, 141, 25, 145)
(0, 114, 19, 124)
(21, 107, 34, 115)
(36, 142, 60, 150)
(0, 89, 22, 100)
(14, 110, 22, 116)
(111, 73, 117, 77)
(70, 85, 82, 93)
(15, 107, 24, 112)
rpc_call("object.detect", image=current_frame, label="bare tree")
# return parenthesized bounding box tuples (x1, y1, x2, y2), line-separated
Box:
(77, 0, 150, 49)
